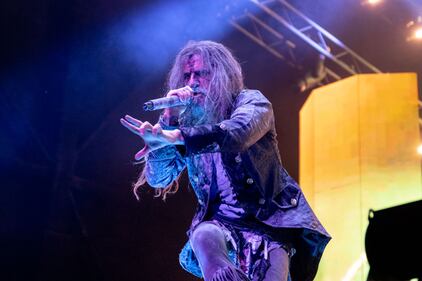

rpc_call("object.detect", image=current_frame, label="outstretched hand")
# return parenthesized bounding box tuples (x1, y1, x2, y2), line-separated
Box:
(120, 115, 184, 160)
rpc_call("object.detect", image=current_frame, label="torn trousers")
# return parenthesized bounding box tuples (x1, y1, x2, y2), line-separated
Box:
(189, 220, 293, 281)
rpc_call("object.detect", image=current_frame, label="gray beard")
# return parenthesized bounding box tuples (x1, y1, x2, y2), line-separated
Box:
(178, 102, 207, 127)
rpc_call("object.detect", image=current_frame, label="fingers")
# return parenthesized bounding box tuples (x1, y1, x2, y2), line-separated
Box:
(166, 86, 194, 104)
(120, 115, 144, 135)
(166, 89, 179, 98)
(120, 118, 141, 135)
(139, 121, 153, 135)
(124, 115, 142, 127)
(135, 146, 149, 160)
(120, 115, 165, 160)
(179, 86, 194, 103)
(151, 123, 162, 136)
(120, 115, 158, 135)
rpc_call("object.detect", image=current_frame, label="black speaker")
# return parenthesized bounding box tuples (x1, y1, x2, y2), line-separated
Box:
(365, 199, 422, 281)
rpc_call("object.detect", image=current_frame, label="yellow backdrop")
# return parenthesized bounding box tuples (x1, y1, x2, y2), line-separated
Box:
(299, 73, 422, 281)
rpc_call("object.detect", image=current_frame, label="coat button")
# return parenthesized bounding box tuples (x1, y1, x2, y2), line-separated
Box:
(246, 178, 254, 184)
(290, 198, 297, 206)
(258, 198, 266, 205)
(219, 123, 227, 130)
(235, 155, 242, 163)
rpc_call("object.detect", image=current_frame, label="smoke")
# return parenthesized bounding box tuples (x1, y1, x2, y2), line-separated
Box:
(114, 0, 243, 72)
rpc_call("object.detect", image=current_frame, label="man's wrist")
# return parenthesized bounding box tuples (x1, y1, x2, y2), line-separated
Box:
(163, 129, 184, 145)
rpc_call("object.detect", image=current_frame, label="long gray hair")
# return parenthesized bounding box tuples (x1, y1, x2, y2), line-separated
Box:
(133, 40, 244, 200)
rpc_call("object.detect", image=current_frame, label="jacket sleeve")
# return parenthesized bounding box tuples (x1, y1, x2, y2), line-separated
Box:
(144, 145, 186, 188)
(179, 90, 274, 155)
(144, 113, 186, 188)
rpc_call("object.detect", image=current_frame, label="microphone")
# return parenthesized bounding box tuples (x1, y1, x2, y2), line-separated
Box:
(143, 85, 205, 111)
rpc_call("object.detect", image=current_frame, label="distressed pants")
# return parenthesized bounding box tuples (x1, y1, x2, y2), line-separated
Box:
(190, 222, 290, 281)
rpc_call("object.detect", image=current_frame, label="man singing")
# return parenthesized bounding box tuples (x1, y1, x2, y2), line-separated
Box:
(121, 40, 330, 281)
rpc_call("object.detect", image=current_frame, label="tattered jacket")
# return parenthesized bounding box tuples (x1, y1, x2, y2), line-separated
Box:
(144, 89, 331, 281)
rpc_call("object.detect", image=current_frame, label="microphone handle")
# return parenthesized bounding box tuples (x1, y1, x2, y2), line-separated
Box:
(143, 85, 206, 111)
(143, 96, 182, 111)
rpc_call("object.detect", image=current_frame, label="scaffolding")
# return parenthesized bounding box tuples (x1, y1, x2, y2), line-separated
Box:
(229, 0, 382, 83)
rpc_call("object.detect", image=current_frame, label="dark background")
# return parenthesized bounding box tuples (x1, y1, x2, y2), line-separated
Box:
(1, 0, 421, 280)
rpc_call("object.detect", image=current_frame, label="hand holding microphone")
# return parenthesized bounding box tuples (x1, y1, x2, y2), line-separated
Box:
(143, 84, 205, 111)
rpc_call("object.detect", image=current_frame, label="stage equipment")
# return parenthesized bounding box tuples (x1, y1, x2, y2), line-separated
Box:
(407, 16, 422, 42)
(228, 0, 382, 83)
(362, 0, 383, 7)
(365, 200, 422, 280)
(297, 54, 327, 92)
(417, 144, 422, 155)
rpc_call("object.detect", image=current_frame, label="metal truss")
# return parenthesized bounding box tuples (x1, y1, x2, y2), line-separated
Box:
(229, 0, 382, 83)
(230, 0, 422, 127)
